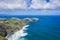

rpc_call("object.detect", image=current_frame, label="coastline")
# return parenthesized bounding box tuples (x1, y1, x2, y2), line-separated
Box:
(0, 18, 39, 40)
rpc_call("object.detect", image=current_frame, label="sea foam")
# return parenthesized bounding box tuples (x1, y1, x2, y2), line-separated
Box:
(6, 25, 29, 40)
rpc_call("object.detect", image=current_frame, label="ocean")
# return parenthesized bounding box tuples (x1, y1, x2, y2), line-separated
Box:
(0, 15, 60, 40)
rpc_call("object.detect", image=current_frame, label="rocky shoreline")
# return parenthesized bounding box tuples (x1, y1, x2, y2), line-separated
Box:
(0, 17, 39, 40)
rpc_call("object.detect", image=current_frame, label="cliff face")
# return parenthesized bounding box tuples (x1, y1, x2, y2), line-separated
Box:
(0, 18, 39, 40)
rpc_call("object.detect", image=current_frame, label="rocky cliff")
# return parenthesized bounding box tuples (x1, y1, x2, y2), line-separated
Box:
(0, 17, 39, 40)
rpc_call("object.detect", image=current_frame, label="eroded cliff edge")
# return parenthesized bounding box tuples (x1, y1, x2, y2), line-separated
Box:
(0, 18, 39, 40)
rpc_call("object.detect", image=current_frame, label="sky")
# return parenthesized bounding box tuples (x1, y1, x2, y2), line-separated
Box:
(0, 0, 60, 15)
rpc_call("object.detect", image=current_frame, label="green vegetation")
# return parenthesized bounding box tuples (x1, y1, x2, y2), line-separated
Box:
(0, 36, 7, 40)
(0, 18, 38, 40)
(0, 18, 22, 27)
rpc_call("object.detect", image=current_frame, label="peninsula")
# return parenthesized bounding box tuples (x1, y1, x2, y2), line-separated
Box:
(0, 17, 39, 40)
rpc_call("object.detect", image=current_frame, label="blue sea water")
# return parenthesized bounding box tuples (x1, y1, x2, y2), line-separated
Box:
(0, 15, 60, 40)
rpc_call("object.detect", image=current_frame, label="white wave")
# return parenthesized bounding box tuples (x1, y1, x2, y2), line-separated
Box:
(6, 25, 29, 40)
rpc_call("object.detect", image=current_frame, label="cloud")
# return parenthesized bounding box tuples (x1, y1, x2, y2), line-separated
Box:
(30, 0, 60, 9)
(0, 0, 60, 9)
(0, 0, 27, 9)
